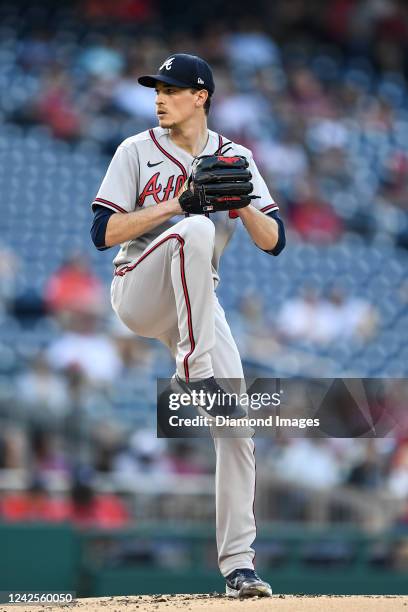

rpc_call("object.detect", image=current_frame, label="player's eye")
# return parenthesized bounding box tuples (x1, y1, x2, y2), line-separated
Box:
(155, 87, 175, 95)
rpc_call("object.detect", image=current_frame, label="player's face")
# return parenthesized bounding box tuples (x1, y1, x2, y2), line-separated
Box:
(155, 82, 204, 128)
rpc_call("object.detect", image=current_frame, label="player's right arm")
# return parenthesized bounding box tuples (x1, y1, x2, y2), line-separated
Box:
(104, 198, 181, 247)
(90, 142, 182, 250)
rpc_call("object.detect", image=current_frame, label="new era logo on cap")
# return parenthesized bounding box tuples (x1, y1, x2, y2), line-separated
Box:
(138, 53, 215, 95)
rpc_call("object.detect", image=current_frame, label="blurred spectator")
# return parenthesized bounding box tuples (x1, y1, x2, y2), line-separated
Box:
(46, 312, 122, 386)
(112, 68, 156, 121)
(167, 441, 210, 475)
(92, 421, 124, 474)
(396, 498, 408, 530)
(29, 428, 71, 481)
(44, 253, 105, 318)
(223, 20, 280, 71)
(0, 427, 28, 470)
(290, 181, 344, 243)
(332, 289, 378, 341)
(306, 114, 349, 154)
(234, 291, 281, 362)
(110, 315, 155, 374)
(310, 288, 346, 345)
(11, 287, 46, 323)
(16, 352, 70, 419)
(347, 439, 384, 490)
(112, 429, 171, 486)
(255, 132, 309, 184)
(69, 467, 130, 528)
(380, 151, 408, 210)
(388, 440, 408, 499)
(239, 291, 266, 333)
(35, 68, 83, 141)
(275, 439, 342, 489)
(77, 35, 125, 79)
(289, 68, 333, 118)
(212, 87, 270, 140)
(276, 286, 322, 344)
(0, 437, 5, 469)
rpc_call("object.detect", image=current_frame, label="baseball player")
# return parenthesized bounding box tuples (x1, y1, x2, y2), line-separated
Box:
(91, 54, 285, 598)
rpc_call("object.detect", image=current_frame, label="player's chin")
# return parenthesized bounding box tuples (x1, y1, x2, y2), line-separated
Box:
(157, 115, 174, 128)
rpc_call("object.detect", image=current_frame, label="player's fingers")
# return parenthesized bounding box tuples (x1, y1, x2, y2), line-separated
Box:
(176, 179, 189, 197)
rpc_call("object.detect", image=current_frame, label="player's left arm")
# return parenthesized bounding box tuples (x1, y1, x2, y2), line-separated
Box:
(236, 153, 286, 255)
(237, 206, 285, 254)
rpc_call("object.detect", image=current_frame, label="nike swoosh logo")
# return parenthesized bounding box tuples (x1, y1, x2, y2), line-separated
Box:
(147, 161, 163, 168)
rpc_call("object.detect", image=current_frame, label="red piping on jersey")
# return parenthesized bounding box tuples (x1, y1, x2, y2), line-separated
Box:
(217, 134, 223, 152)
(114, 234, 195, 382)
(149, 129, 188, 181)
(93, 197, 127, 214)
(261, 203, 279, 214)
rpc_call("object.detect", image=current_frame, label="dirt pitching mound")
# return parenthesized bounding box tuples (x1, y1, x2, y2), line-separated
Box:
(1, 594, 408, 612)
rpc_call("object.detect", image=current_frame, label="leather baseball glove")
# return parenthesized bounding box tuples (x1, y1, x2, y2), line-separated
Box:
(178, 155, 255, 214)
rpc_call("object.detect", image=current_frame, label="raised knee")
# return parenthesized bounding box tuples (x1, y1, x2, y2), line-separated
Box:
(179, 215, 215, 243)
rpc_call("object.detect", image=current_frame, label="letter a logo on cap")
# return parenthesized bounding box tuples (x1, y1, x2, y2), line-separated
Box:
(160, 57, 175, 71)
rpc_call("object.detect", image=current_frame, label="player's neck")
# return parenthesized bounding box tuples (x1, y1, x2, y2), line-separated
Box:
(168, 116, 208, 157)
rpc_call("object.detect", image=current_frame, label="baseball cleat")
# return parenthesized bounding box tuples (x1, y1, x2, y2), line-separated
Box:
(175, 375, 247, 421)
(225, 568, 272, 598)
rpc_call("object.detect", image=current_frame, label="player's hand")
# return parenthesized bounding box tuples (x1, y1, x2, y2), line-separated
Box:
(177, 179, 190, 197)
(172, 180, 189, 215)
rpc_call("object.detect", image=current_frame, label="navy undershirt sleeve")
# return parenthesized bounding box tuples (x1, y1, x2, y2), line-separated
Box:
(263, 210, 286, 256)
(91, 204, 115, 250)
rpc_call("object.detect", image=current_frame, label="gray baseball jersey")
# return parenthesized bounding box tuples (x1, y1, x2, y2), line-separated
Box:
(93, 126, 278, 578)
(92, 127, 278, 283)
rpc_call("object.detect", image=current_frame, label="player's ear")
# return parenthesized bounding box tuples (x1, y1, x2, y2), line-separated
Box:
(197, 90, 208, 109)
(191, 88, 208, 109)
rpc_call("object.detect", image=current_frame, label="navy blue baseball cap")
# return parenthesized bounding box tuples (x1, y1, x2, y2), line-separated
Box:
(138, 53, 215, 95)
